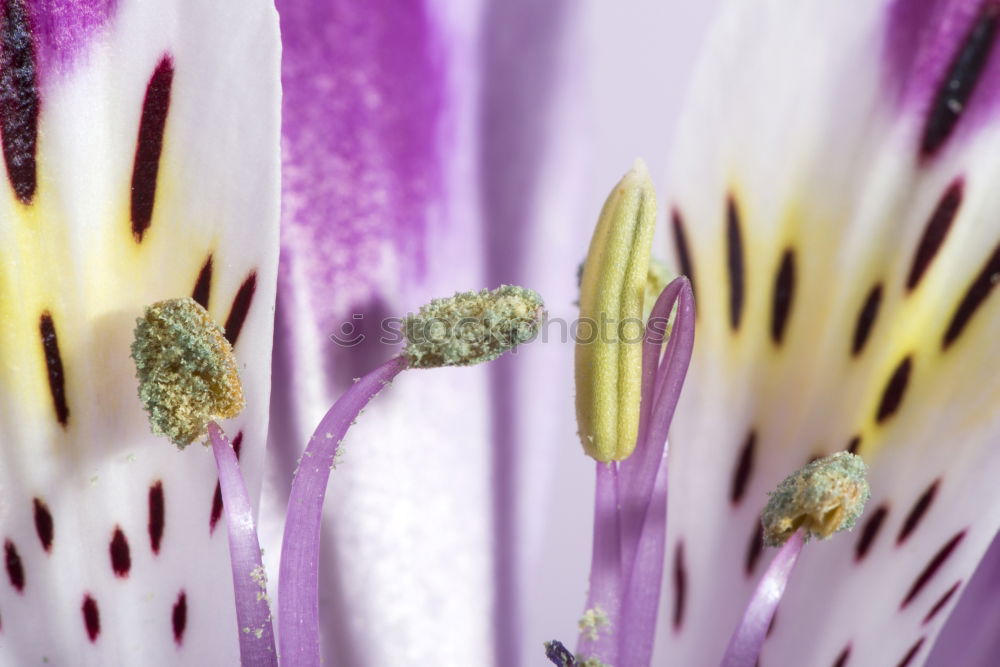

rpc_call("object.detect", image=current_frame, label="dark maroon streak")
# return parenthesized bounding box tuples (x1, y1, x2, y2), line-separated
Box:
(672, 541, 686, 630)
(901, 531, 966, 609)
(907, 181, 963, 290)
(921, 7, 999, 157)
(130, 56, 173, 242)
(0, 0, 37, 204)
(671, 208, 696, 299)
(895, 637, 925, 667)
(745, 519, 764, 576)
(109, 526, 131, 577)
(726, 196, 745, 331)
(855, 504, 889, 561)
(832, 645, 851, 667)
(3, 540, 23, 592)
(897, 480, 939, 544)
(943, 239, 1000, 348)
(876, 356, 913, 423)
(81, 594, 100, 641)
(730, 430, 756, 505)
(847, 435, 862, 455)
(852, 284, 883, 357)
(172, 590, 187, 645)
(923, 580, 961, 624)
(39, 312, 69, 426)
(223, 273, 256, 347)
(148, 481, 164, 554)
(771, 249, 795, 344)
(191, 255, 213, 308)
(33, 497, 53, 552)
(209, 431, 243, 533)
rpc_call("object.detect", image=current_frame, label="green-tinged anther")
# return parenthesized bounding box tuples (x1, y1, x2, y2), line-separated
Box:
(131, 297, 245, 449)
(575, 160, 657, 461)
(762, 452, 870, 547)
(403, 285, 545, 368)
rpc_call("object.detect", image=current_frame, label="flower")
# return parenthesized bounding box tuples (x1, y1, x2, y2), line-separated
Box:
(0, 0, 280, 664)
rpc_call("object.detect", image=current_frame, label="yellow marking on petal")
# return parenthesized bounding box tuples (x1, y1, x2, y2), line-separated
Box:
(575, 160, 657, 461)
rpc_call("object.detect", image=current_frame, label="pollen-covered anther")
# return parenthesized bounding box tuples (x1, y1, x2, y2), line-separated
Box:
(403, 285, 545, 368)
(131, 297, 245, 449)
(575, 160, 658, 461)
(761, 452, 870, 547)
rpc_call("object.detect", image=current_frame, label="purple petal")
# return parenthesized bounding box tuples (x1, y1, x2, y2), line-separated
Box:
(29, 0, 116, 77)
(277, 0, 445, 330)
(720, 530, 806, 667)
(207, 421, 277, 667)
(277, 355, 408, 667)
(927, 530, 1000, 665)
(886, 0, 1000, 156)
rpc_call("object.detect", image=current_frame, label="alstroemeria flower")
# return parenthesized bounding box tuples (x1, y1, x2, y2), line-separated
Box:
(654, 0, 1000, 664)
(0, 1, 280, 663)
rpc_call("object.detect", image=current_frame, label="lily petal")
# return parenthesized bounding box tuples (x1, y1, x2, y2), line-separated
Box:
(0, 1, 280, 663)
(660, 0, 1000, 664)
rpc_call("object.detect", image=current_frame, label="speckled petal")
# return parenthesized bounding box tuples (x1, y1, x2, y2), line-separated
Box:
(659, 1, 1000, 664)
(0, 1, 280, 663)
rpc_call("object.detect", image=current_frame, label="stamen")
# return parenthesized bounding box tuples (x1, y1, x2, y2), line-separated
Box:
(280, 284, 544, 666)
(576, 160, 658, 461)
(131, 297, 244, 448)
(722, 454, 872, 667)
(403, 284, 544, 368)
(761, 451, 870, 547)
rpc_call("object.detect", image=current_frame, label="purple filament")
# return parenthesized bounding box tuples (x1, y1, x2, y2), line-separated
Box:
(207, 421, 278, 667)
(721, 529, 806, 667)
(576, 277, 695, 666)
(278, 355, 408, 666)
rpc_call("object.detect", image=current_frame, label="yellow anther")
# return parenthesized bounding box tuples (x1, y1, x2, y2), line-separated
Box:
(575, 160, 657, 461)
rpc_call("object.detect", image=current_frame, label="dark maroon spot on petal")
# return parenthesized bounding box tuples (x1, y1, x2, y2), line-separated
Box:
(191, 255, 213, 309)
(847, 435, 861, 455)
(771, 249, 795, 344)
(109, 526, 131, 577)
(851, 284, 882, 356)
(130, 56, 173, 242)
(4, 539, 23, 592)
(895, 637, 925, 667)
(672, 541, 686, 630)
(921, 6, 999, 158)
(902, 531, 966, 609)
(209, 482, 223, 534)
(745, 518, 764, 576)
(726, 196, 745, 331)
(39, 312, 69, 426)
(923, 580, 961, 625)
(148, 481, 164, 555)
(210, 431, 242, 534)
(0, 0, 37, 205)
(943, 240, 1000, 349)
(833, 645, 851, 667)
(672, 208, 696, 298)
(224, 272, 257, 346)
(855, 504, 888, 561)
(876, 355, 913, 423)
(730, 430, 756, 505)
(898, 479, 939, 545)
(172, 590, 187, 645)
(33, 497, 52, 552)
(907, 181, 963, 290)
(81, 594, 100, 642)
